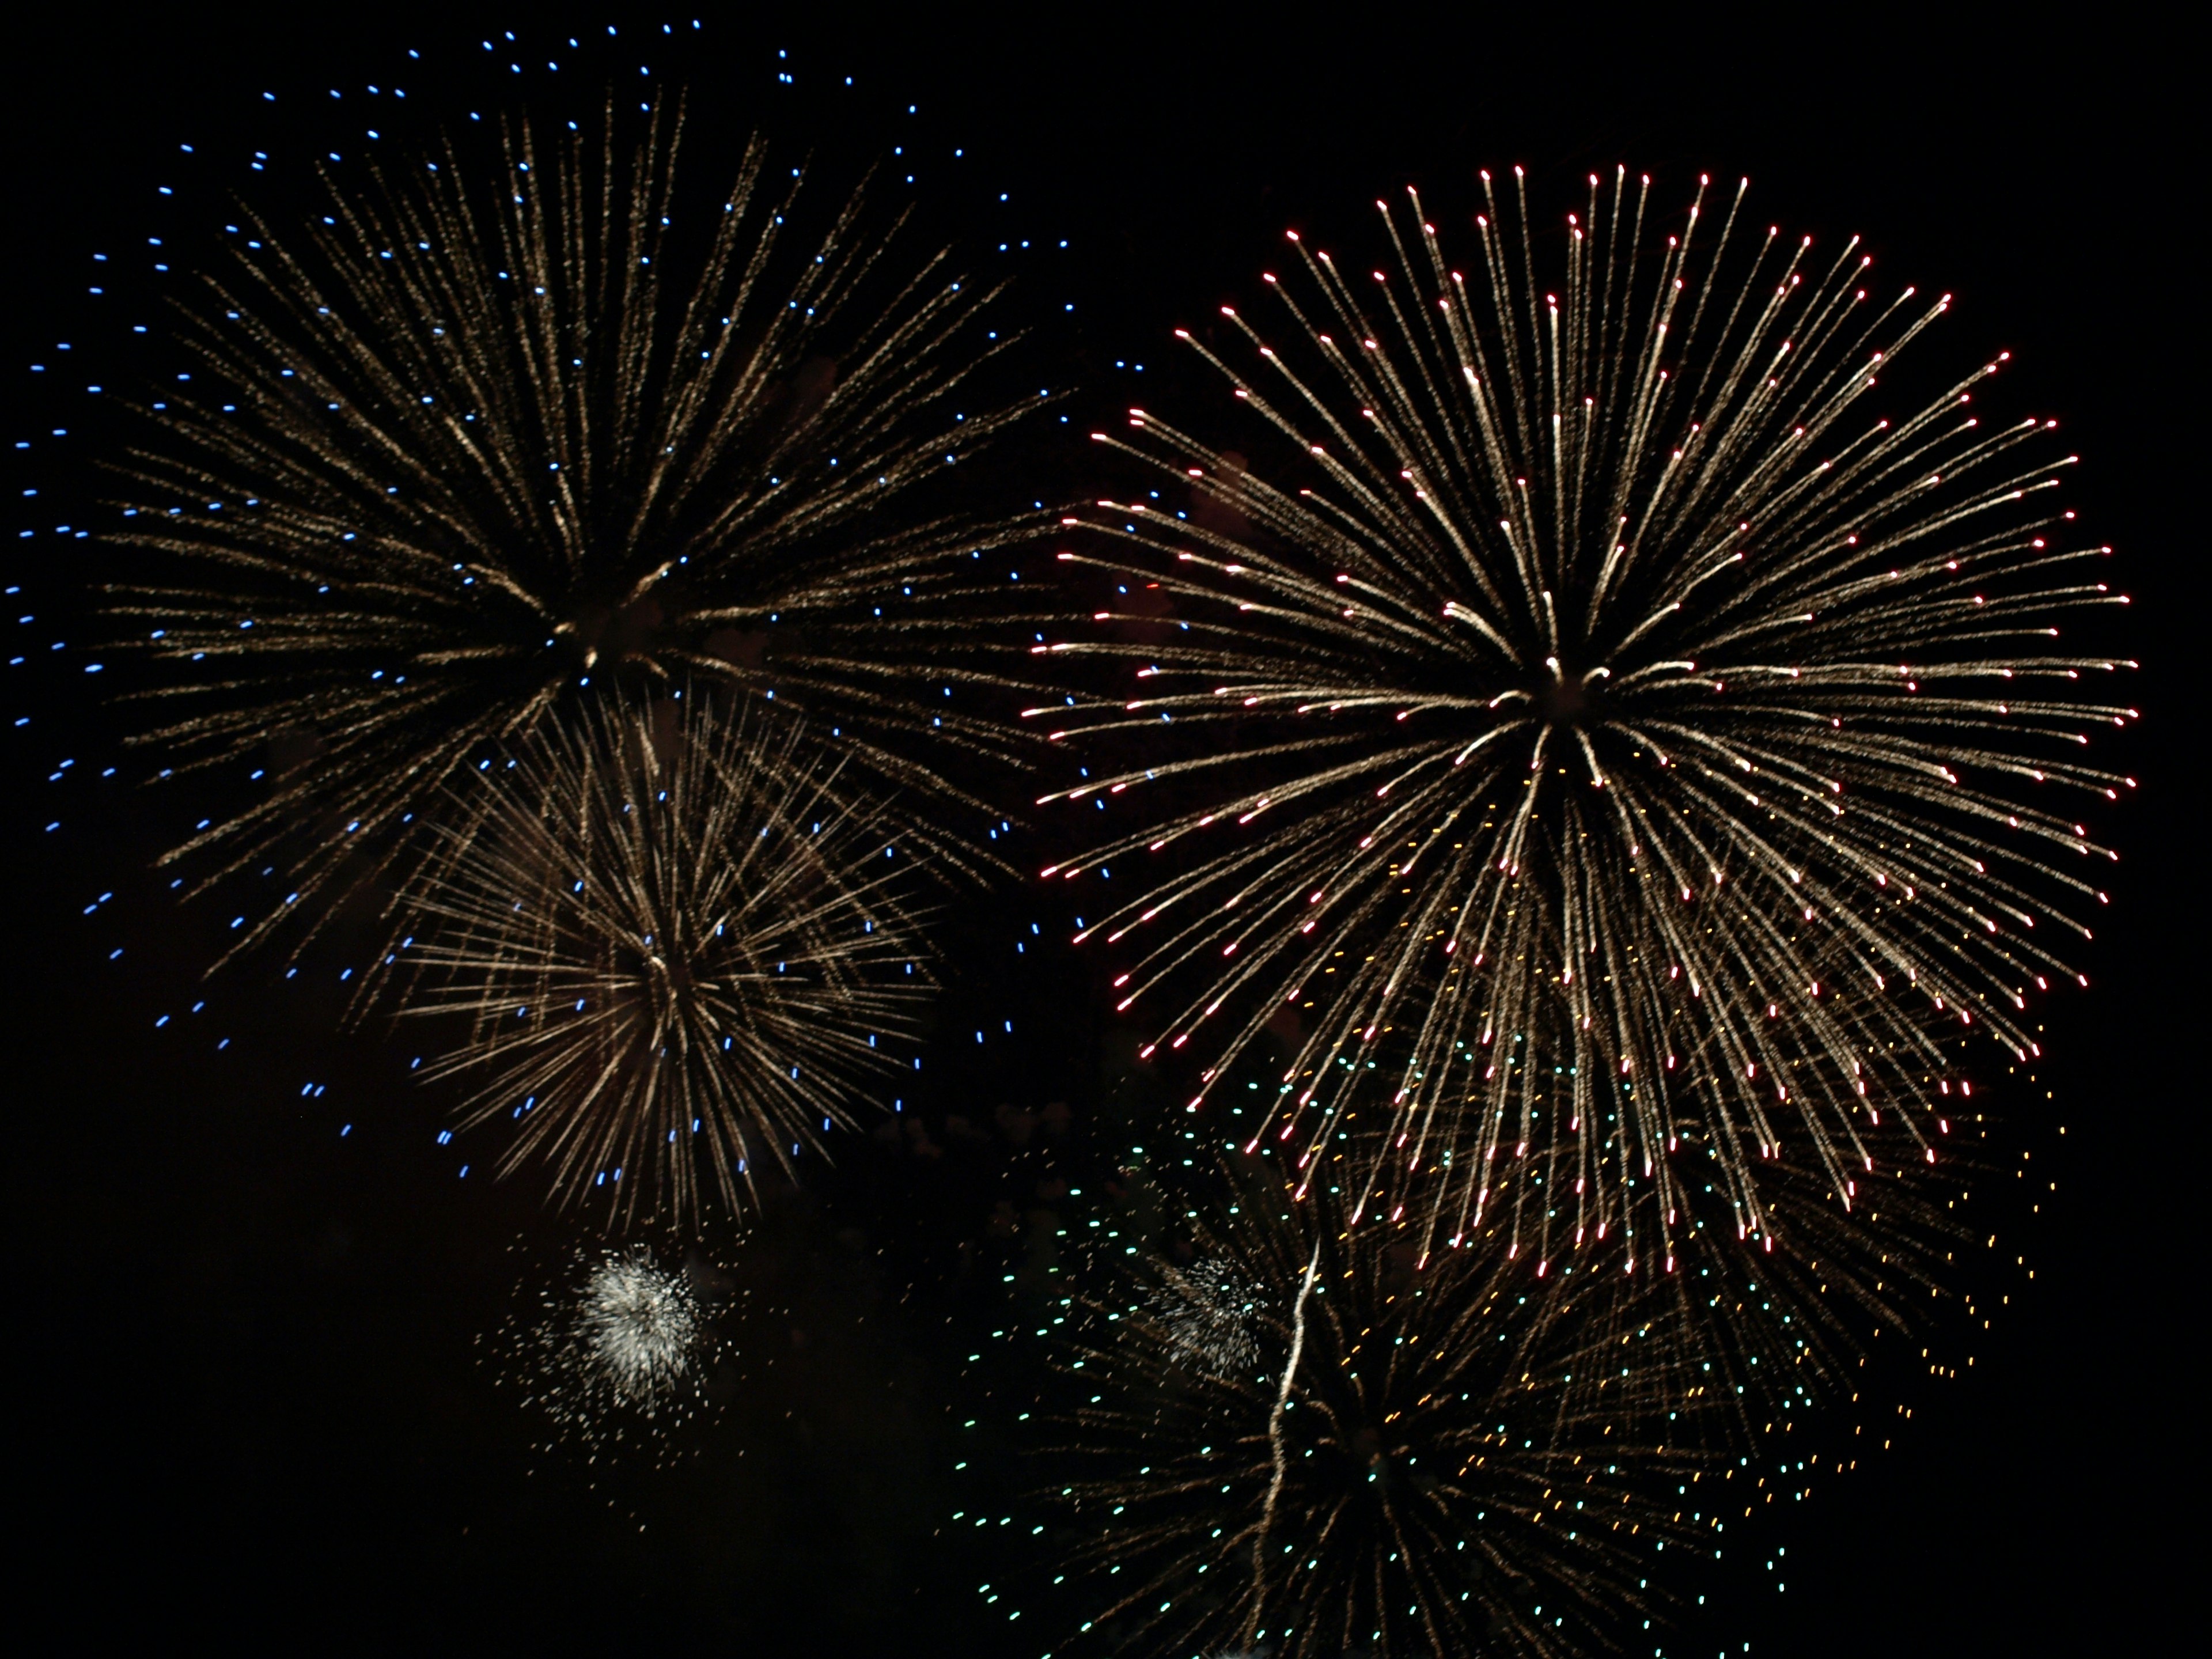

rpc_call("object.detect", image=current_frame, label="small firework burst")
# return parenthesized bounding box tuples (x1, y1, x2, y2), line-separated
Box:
(567, 1247, 711, 1410)
(390, 685, 932, 1225)
(1036, 167, 2131, 1273)
(1149, 1252, 1267, 1381)
(500, 1241, 728, 1463)
(109, 97, 1037, 960)
(1028, 1164, 1718, 1658)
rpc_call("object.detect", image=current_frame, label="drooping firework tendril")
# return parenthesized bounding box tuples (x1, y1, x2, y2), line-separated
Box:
(1245, 1232, 1321, 1647)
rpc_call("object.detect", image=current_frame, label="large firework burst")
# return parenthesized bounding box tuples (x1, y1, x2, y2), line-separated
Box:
(1027, 1165, 1719, 1657)
(110, 98, 1035, 957)
(390, 686, 931, 1225)
(1036, 168, 2132, 1267)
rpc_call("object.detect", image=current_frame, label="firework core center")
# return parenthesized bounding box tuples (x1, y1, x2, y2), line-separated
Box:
(1538, 670, 1607, 728)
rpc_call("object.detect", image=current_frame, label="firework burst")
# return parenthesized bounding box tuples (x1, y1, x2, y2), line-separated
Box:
(109, 97, 1036, 959)
(1150, 1252, 1267, 1381)
(1030, 1165, 1718, 1657)
(390, 685, 931, 1225)
(493, 1240, 730, 1463)
(1035, 168, 2132, 1268)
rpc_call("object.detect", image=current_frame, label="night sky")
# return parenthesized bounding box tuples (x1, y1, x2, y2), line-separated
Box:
(5, 9, 2187, 1653)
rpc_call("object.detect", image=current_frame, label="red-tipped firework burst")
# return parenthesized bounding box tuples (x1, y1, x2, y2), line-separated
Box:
(1035, 168, 2131, 1272)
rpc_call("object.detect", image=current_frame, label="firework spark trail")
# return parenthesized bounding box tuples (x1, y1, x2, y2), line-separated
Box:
(1031, 167, 2133, 1272)
(1039, 1165, 1721, 1658)
(108, 96, 1043, 964)
(388, 685, 932, 1226)
(1245, 1232, 1321, 1648)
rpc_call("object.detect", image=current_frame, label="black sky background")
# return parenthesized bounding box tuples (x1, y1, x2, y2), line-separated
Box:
(3, 6, 2192, 1653)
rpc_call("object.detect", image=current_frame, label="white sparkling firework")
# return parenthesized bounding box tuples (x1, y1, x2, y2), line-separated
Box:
(571, 1247, 710, 1410)
(1037, 168, 2133, 1271)
(510, 1243, 724, 1460)
(1149, 1253, 1267, 1381)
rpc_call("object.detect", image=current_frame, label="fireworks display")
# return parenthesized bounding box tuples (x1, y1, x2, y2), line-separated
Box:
(14, 14, 2149, 1651)
(390, 686, 931, 1225)
(1022, 1164, 1719, 1657)
(1036, 168, 2133, 1272)
(107, 97, 1036, 959)
(494, 1240, 729, 1462)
